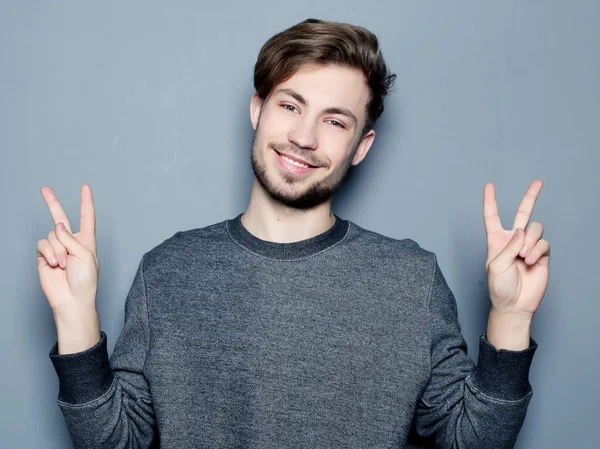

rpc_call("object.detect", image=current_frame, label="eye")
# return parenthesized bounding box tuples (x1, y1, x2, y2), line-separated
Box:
(327, 120, 346, 129)
(282, 104, 298, 113)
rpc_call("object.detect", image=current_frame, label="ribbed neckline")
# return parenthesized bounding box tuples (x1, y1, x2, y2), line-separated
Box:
(226, 213, 350, 261)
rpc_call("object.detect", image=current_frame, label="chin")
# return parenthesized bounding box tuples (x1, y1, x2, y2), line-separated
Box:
(250, 140, 343, 209)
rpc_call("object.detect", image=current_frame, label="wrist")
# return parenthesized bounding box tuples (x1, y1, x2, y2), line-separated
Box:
(53, 308, 101, 355)
(486, 308, 534, 351)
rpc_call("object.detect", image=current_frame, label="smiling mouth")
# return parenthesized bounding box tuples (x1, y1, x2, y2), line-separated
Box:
(272, 148, 321, 175)
(273, 149, 318, 168)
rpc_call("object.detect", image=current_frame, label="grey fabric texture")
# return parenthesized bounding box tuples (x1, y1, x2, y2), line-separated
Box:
(49, 214, 538, 448)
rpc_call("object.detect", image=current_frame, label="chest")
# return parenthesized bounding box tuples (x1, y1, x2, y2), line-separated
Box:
(143, 262, 431, 445)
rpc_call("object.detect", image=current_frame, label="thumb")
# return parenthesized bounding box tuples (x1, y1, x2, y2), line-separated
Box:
(55, 222, 89, 259)
(489, 228, 526, 273)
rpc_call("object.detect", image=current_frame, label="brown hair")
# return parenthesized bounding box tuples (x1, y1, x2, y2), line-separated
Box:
(253, 18, 397, 136)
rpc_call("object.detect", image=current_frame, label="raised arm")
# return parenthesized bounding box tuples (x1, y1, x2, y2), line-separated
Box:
(39, 185, 157, 448)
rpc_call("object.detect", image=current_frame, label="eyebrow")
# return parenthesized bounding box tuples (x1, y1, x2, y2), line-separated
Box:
(273, 88, 358, 126)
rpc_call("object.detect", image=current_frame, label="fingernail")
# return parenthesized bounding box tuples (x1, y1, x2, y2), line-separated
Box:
(520, 246, 529, 258)
(60, 258, 67, 268)
(49, 255, 57, 265)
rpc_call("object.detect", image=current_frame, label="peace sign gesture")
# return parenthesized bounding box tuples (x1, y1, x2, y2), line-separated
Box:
(483, 179, 550, 317)
(37, 184, 100, 354)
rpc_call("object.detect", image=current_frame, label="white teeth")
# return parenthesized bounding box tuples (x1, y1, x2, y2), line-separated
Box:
(281, 154, 310, 168)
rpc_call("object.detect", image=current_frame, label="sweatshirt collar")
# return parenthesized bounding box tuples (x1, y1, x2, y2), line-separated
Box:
(226, 213, 349, 261)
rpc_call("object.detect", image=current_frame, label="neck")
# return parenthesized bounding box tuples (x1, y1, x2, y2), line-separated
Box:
(241, 178, 336, 243)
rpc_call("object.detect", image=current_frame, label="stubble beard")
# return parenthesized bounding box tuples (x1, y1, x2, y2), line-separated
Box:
(250, 124, 358, 210)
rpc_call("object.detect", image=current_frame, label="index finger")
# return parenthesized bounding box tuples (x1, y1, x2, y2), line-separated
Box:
(512, 179, 544, 230)
(483, 182, 503, 235)
(40, 186, 72, 233)
(79, 184, 96, 236)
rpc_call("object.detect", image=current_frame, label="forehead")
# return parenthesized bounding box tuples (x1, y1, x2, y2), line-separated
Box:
(273, 64, 370, 117)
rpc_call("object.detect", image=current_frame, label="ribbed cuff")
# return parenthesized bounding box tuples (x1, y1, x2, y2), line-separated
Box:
(470, 333, 538, 401)
(49, 331, 114, 404)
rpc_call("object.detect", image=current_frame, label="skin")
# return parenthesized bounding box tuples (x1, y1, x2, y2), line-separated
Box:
(484, 179, 551, 350)
(241, 63, 375, 243)
(37, 184, 100, 354)
(37, 65, 550, 355)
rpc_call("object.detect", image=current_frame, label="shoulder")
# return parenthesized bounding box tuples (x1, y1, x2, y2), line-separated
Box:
(345, 220, 436, 270)
(141, 218, 230, 269)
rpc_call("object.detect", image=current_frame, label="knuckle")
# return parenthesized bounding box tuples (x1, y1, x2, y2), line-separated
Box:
(80, 247, 94, 261)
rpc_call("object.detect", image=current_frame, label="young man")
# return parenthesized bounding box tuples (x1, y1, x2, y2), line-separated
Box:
(38, 19, 550, 448)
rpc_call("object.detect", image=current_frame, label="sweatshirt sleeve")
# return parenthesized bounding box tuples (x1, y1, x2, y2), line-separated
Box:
(48, 255, 157, 449)
(412, 253, 538, 449)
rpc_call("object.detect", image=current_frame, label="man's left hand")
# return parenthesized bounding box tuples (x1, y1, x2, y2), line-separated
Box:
(483, 179, 550, 318)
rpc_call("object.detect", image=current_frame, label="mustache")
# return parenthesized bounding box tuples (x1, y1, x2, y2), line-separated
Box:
(269, 142, 326, 168)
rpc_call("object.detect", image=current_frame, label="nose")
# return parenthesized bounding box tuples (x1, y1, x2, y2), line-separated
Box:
(288, 117, 318, 150)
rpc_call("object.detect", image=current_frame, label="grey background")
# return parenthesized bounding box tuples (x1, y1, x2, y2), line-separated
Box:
(1, 0, 598, 448)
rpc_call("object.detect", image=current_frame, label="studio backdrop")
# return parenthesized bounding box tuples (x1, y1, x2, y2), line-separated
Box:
(1, 1, 598, 448)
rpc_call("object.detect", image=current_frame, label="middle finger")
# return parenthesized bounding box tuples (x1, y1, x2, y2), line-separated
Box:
(512, 179, 543, 231)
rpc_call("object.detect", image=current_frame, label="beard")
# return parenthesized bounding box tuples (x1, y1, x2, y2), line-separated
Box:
(250, 123, 358, 210)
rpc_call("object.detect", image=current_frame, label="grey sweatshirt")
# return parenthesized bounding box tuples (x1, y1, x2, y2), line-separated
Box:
(49, 214, 538, 448)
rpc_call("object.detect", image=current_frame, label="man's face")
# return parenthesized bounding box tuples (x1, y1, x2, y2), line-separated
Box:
(250, 64, 375, 210)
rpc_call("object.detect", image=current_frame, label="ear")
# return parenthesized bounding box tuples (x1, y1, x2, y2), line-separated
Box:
(250, 92, 264, 130)
(351, 129, 376, 166)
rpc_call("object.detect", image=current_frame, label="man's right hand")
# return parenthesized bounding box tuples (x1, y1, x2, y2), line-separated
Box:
(37, 184, 101, 355)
